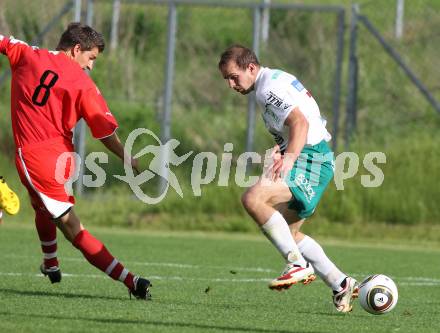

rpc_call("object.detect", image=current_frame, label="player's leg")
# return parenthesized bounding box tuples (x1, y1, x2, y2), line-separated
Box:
(34, 208, 62, 283)
(277, 204, 347, 289)
(16, 178, 62, 284)
(278, 203, 359, 312)
(55, 209, 151, 299)
(241, 179, 315, 290)
(15, 144, 150, 298)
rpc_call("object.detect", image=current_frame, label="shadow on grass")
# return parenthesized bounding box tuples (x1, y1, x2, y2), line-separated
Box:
(150, 298, 350, 318)
(0, 310, 326, 333)
(0, 288, 122, 301)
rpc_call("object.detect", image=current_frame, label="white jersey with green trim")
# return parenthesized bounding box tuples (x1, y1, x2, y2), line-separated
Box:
(254, 67, 331, 151)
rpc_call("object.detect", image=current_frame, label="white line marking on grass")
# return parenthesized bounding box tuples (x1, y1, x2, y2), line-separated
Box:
(131, 261, 275, 273)
(0, 271, 439, 286)
(350, 273, 440, 284)
(0, 271, 270, 283)
(0, 272, 23, 276)
(402, 277, 440, 283)
(398, 282, 440, 286)
(1, 254, 276, 273)
(3, 255, 440, 285)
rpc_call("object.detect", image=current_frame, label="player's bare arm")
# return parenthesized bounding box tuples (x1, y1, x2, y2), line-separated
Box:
(100, 132, 140, 174)
(272, 108, 309, 180)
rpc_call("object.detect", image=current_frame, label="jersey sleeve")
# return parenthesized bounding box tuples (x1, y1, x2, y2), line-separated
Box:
(79, 87, 119, 139)
(0, 35, 31, 67)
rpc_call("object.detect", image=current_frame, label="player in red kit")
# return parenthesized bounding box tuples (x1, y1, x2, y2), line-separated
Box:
(0, 23, 151, 299)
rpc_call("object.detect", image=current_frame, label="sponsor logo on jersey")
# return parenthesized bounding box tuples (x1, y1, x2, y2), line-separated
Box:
(271, 70, 282, 80)
(291, 79, 305, 92)
(266, 91, 292, 111)
(266, 91, 284, 108)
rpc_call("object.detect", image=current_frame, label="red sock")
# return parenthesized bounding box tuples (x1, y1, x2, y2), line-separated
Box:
(73, 229, 135, 289)
(35, 210, 59, 269)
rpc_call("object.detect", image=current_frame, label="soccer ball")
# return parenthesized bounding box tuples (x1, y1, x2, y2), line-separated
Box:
(358, 274, 398, 315)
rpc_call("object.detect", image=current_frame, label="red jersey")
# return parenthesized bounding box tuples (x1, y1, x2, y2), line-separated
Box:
(0, 35, 118, 149)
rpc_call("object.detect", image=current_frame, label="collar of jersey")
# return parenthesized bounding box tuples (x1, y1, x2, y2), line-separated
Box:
(255, 66, 268, 91)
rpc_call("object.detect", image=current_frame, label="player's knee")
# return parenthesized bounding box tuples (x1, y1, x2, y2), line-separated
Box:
(241, 190, 260, 213)
(241, 189, 262, 212)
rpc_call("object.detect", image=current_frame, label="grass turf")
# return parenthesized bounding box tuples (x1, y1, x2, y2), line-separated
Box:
(0, 223, 439, 333)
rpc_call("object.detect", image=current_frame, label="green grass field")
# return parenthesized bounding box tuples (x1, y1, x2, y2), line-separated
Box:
(0, 223, 439, 333)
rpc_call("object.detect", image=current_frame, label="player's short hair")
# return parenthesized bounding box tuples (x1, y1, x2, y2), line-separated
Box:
(218, 45, 260, 71)
(56, 22, 105, 52)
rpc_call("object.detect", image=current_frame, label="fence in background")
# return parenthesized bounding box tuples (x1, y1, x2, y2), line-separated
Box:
(1, 0, 438, 195)
(0, 0, 346, 195)
(344, 0, 440, 145)
(102, 0, 345, 192)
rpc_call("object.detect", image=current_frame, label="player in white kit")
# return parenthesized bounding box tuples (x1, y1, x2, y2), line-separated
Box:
(219, 45, 358, 313)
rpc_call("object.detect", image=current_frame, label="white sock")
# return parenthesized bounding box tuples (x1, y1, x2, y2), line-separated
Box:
(297, 235, 346, 291)
(261, 211, 306, 266)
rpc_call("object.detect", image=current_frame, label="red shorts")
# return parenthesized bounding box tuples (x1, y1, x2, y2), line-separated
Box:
(16, 137, 76, 219)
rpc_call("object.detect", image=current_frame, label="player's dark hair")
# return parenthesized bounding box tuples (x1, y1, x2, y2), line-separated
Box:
(218, 45, 260, 70)
(56, 22, 105, 52)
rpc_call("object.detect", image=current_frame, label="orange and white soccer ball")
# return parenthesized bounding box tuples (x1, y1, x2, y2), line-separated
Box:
(359, 274, 398, 315)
